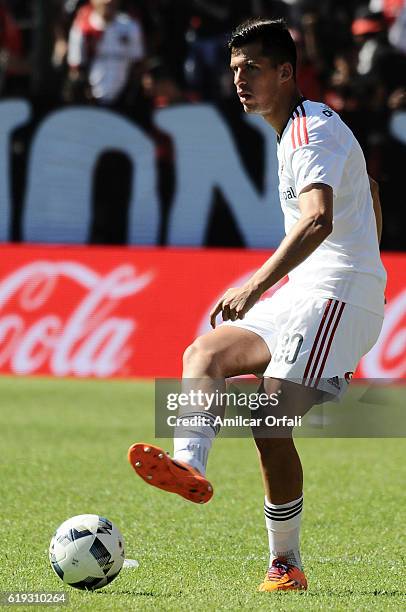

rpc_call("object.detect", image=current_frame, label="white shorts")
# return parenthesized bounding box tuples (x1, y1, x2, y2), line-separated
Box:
(223, 284, 383, 399)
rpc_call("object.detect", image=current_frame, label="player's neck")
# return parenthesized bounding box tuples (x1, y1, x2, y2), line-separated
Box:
(263, 88, 303, 137)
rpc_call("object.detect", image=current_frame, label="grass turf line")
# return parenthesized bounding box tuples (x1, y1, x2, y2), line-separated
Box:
(0, 376, 405, 611)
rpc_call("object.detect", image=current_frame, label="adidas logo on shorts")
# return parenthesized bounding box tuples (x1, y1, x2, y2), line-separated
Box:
(327, 376, 341, 390)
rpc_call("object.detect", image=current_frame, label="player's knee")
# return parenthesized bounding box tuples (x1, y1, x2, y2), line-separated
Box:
(183, 338, 222, 376)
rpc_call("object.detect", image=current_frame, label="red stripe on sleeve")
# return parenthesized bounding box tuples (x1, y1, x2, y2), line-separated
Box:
(295, 110, 303, 147)
(291, 116, 296, 149)
(299, 103, 309, 144)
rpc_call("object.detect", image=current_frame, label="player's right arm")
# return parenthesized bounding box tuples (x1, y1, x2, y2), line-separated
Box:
(369, 176, 382, 245)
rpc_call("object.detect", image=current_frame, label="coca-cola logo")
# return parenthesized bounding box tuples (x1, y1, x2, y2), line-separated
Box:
(0, 261, 153, 377)
(361, 289, 406, 378)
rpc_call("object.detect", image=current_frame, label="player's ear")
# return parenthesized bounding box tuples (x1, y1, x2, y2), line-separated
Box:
(279, 62, 293, 83)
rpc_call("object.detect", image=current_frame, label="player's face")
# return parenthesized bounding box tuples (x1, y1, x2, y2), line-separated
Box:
(230, 43, 282, 115)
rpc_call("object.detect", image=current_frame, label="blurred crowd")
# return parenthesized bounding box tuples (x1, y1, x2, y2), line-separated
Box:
(1, 0, 406, 249)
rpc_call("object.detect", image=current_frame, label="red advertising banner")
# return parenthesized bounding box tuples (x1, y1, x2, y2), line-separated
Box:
(0, 245, 404, 379)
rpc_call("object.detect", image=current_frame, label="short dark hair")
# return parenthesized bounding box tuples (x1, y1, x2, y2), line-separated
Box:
(228, 18, 297, 78)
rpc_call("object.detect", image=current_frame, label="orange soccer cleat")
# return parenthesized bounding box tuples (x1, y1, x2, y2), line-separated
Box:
(258, 559, 308, 592)
(128, 443, 213, 504)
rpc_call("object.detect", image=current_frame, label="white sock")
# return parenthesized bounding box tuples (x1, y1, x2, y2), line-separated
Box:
(264, 494, 303, 569)
(173, 412, 220, 475)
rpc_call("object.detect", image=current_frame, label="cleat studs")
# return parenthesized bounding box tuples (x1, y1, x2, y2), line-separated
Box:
(144, 446, 151, 453)
(158, 453, 164, 459)
(207, 486, 212, 492)
(135, 461, 142, 468)
(146, 475, 153, 480)
(199, 501, 205, 504)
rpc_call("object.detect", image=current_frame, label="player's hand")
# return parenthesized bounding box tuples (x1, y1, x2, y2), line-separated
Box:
(209, 284, 262, 328)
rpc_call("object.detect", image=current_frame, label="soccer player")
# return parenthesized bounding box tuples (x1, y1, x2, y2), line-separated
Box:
(67, 0, 144, 107)
(129, 18, 386, 592)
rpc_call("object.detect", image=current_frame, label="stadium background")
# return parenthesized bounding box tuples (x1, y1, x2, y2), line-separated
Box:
(0, 0, 404, 380)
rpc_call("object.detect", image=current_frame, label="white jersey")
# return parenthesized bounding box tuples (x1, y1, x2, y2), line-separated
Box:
(68, 11, 144, 104)
(277, 98, 387, 316)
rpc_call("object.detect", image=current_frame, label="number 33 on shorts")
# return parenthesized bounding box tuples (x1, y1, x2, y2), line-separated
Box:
(272, 332, 304, 365)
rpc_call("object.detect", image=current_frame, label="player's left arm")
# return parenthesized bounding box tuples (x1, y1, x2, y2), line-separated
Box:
(210, 183, 333, 327)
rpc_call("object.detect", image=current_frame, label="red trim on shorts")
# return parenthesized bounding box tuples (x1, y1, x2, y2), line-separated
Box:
(303, 299, 333, 381)
(307, 300, 340, 385)
(313, 301, 346, 385)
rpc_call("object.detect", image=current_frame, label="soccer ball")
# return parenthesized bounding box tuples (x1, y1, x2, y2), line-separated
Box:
(49, 514, 125, 591)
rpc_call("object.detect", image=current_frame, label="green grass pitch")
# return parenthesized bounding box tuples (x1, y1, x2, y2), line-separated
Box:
(1, 376, 405, 611)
